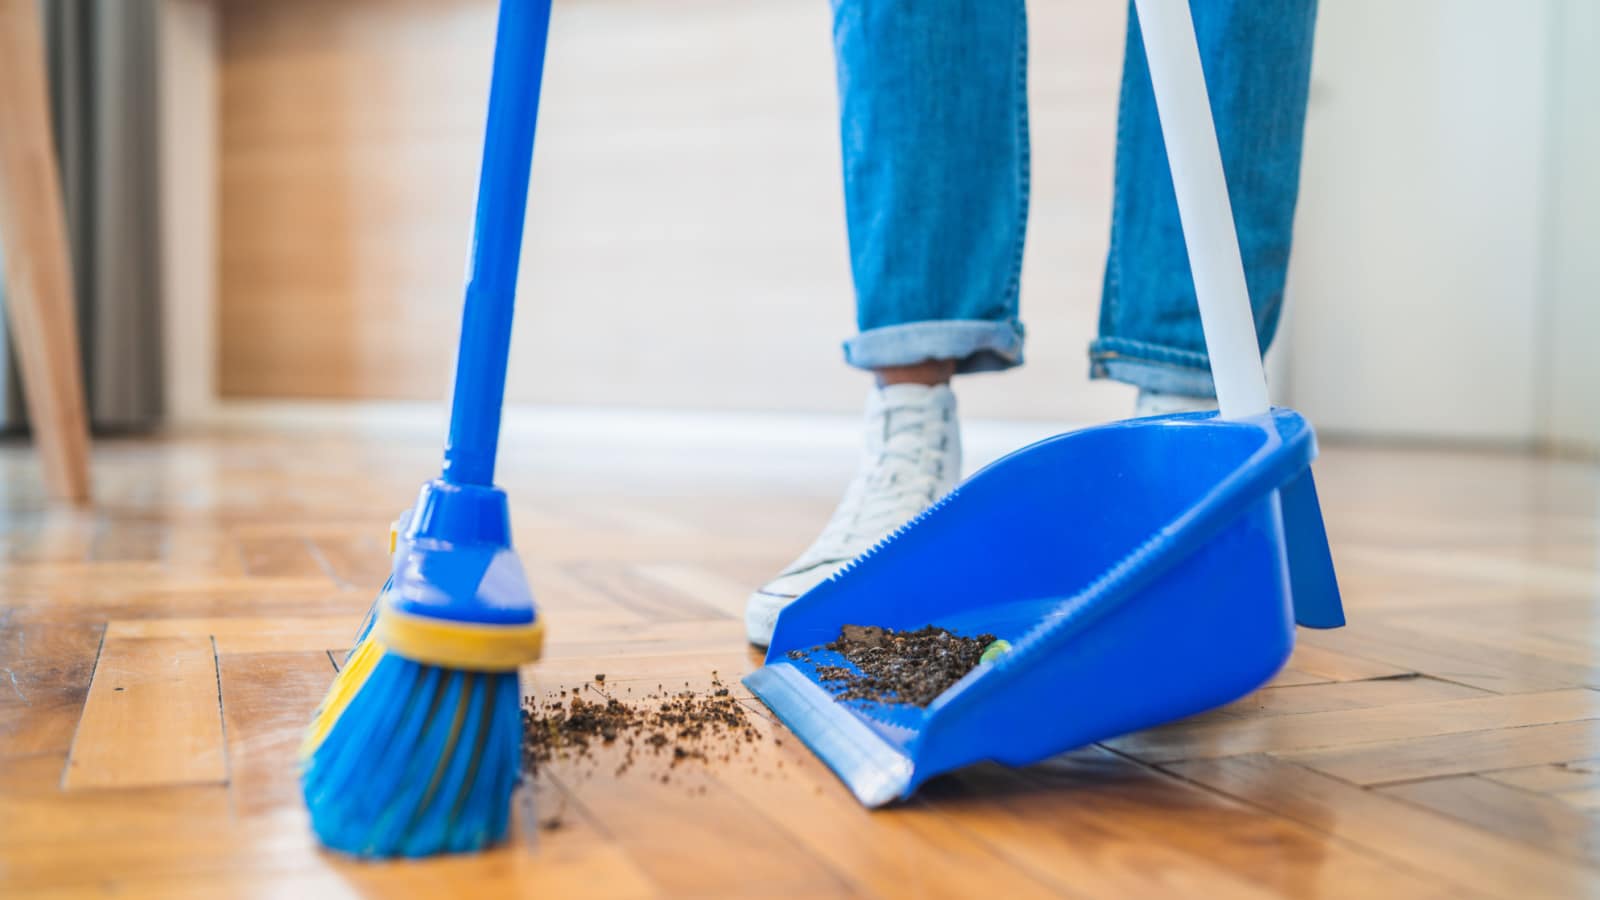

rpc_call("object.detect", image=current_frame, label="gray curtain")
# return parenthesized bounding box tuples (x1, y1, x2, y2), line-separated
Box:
(0, 0, 163, 431)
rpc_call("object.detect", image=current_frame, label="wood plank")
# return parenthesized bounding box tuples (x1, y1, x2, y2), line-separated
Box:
(5, 575, 353, 617)
(631, 563, 750, 621)
(217, 651, 332, 816)
(0, 621, 104, 759)
(1389, 610, 1600, 678)
(5, 872, 353, 900)
(916, 763, 1278, 898)
(563, 563, 734, 623)
(539, 618, 750, 661)
(1285, 642, 1413, 682)
(924, 751, 1462, 899)
(306, 532, 390, 591)
(541, 746, 851, 895)
(0, 510, 96, 565)
(1302, 626, 1585, 694)
(523, 558, 651, 630)
(1263, 667, 1330, 688)
(0, 753, 231, 845)
(1205, 676, 1487, 721)
(527, 672, 852, 896)
(63, 634, 226, 789)
(1283, 719, 1600, 786)
(1396, 614, 1600, 670)
(236, 535, 331, 581)
(1110, 688, 1600, 763)
(1483, 759, 1600, 807)
(526, 651, 758, 693)
(150, 527, 247, 577)
(709, 700, 1066, 900)
(334, 781, 659, 900)
(1341, 545, 1600, 597)
(4, 766, 654, 900)
(1381, 775, 1600, 866)
(107, 615, 362, 656)
(1168, 754, 1600, 899)
(0, 818, 316, 895)
(89, 519, 169, 564)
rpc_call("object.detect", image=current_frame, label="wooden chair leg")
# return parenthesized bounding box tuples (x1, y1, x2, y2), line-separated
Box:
(0, 0, 92, 504)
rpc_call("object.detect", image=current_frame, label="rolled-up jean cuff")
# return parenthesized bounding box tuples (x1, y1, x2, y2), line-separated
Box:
(843, 319, 1026, 374)
(1088, 336, 1217, 397)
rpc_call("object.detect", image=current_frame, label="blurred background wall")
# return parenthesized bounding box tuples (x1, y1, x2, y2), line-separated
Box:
(155, 0, 1596, 452)
(1288, 0, 1599, 450)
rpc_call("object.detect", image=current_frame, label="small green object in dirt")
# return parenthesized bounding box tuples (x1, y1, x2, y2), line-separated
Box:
(979, 639, 1012, 664)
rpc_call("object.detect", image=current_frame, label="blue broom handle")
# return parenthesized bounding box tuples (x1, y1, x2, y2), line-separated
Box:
(443, 0, 553, 487)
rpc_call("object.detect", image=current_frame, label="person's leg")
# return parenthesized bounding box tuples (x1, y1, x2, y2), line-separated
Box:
(1091, 0, 1318, 406)
(837, 0, 1030, 378)
(747, 0, 1030, 646)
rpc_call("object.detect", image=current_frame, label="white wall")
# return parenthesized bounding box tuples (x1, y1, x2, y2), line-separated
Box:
(1285, 0, 1596, 450)
(505, 0, 1134, 424)
(1285, 0, 1547, 441)
(167, 0, 1594, 448)
(1537, 0, 1600, 454)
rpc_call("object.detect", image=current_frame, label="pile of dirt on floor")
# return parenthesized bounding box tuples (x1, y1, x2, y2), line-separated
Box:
(790, 624, 996, 707)
(522, 673, 767, 784)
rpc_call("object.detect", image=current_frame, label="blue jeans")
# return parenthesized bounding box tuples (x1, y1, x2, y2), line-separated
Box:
(832, 1, 1317, 397)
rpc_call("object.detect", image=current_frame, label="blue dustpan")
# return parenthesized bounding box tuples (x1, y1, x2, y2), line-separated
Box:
(745, 0, 1345, 807)
(747, 407, 1342, 805)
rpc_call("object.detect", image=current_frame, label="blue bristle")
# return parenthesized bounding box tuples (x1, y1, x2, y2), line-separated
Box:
(300, 654, 524, 858)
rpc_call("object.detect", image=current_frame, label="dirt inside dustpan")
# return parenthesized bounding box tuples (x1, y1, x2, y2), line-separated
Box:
(789, 624, 997, 707)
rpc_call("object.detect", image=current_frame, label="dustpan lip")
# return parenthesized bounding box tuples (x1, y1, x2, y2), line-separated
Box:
(742, 662, 915, 807)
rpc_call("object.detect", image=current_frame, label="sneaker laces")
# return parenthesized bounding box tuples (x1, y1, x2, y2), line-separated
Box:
(791, 396, 954, 569)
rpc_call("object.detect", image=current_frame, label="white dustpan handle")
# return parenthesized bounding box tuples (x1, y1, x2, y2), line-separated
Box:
(1133, 0, 1270, 419)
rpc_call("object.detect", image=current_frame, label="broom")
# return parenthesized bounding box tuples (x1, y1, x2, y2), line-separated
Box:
(299, 0, 552, 858)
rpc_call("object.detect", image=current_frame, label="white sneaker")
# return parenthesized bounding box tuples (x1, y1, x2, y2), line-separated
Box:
(746, 384, 961, 646)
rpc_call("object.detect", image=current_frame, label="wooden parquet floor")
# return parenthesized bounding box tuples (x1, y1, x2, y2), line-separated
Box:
(2, 427, 1597, 898)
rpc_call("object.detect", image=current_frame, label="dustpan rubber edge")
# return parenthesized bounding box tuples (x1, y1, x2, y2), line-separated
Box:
(744, 662, 912, 807)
